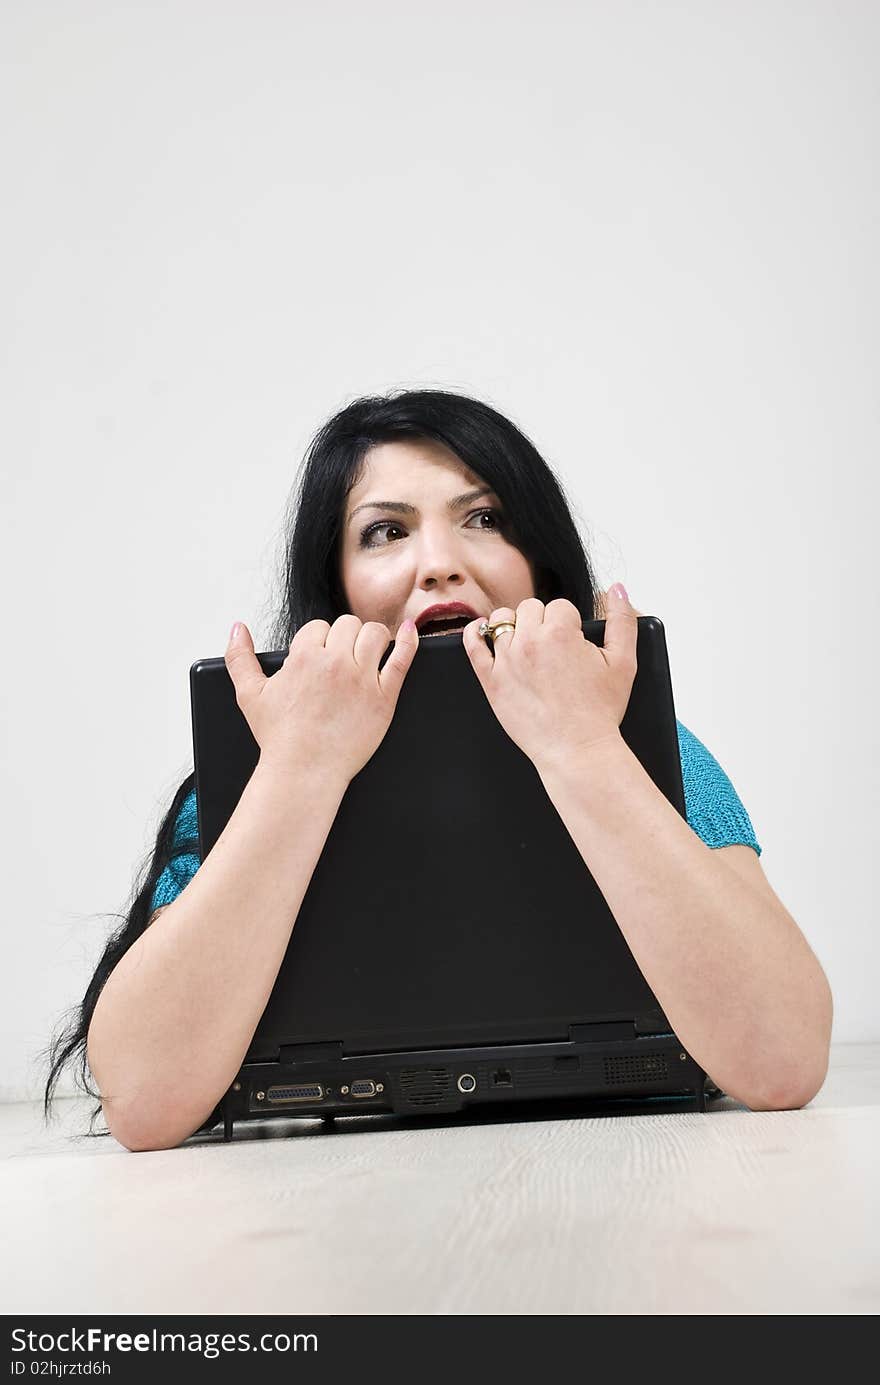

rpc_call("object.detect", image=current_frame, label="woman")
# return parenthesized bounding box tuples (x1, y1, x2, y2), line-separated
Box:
(43, 388, 832, 1150)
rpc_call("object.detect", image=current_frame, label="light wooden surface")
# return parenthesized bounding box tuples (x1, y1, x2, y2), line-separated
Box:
(3, 1043, 878, 1316)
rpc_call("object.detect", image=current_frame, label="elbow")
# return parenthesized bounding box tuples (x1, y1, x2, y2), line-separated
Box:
(741, 969, 834, 1112)
(112, 1126, 187, 1154)
(740, 1036, 832, 1113)
(721, 1052, 828, 1111)
(742, 1063, 828, 1112)
(101, 1097, 210, 1153)
(89, 1044, 219, 1152)
(105, 1110, 187, 1153)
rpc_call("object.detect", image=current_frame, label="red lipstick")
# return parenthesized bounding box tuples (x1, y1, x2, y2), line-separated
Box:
(414, 602, 479, 632)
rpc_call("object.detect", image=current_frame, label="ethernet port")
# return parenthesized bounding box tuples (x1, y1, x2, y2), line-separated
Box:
(491, 1068, 512, 1087)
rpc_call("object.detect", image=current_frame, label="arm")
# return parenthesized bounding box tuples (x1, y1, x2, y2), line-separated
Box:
(536, 734, 832, 1110)
(87, 756, 349, 1152)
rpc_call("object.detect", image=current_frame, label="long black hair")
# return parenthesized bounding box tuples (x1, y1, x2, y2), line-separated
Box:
(42, 387, 602, 1134)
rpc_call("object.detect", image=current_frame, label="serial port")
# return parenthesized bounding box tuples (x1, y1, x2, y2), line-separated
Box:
(266, 1083, 324, 1104)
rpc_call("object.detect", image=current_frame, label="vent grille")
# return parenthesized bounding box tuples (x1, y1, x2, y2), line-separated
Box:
(398, 1067, 454, 1106)
(604, 1053, 668, 1085)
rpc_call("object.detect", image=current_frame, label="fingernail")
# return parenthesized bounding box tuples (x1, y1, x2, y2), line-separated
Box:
(229, 622, 241, 642)
(610, 583, 629, 602)
(401, 619, 416, 635)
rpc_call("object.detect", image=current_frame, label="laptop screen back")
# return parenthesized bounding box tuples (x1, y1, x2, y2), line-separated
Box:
(190, 618, 684, 1058)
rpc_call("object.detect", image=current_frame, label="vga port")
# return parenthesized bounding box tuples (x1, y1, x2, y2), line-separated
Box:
(349, 1080, 377, 1099)
(266, 1083, 324, 1104)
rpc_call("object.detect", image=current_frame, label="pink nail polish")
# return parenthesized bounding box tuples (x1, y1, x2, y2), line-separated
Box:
(610, 583, 629, 602)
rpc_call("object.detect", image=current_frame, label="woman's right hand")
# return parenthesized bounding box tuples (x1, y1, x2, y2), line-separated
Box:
(224, 615, 420, 785)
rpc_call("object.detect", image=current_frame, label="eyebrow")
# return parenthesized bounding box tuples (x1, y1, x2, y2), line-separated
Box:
(348, 487, 495, 525)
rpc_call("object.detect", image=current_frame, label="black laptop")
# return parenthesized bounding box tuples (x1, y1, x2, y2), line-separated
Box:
(189, 616, 718, 1139)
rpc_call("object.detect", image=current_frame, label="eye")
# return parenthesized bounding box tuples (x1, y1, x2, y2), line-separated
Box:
(358, 507, 506, 549)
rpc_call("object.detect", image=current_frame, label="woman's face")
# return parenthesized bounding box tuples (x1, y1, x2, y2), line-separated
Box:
(339, 438, 538, 637)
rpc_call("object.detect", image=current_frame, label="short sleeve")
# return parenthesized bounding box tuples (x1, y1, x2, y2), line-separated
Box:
(675, 720, 762, 857)
(148, 790, 202, 912)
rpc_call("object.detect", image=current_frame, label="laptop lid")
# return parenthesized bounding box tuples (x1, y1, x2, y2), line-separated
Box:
(190, 616, 684, 1061)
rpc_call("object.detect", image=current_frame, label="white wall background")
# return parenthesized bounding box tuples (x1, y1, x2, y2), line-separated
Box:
(2, 1, 876, 1101)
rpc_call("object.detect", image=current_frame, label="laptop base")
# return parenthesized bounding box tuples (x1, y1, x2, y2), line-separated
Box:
(217, 1035, 715, 1139)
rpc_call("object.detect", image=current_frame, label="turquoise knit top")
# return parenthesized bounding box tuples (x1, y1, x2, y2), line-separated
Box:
(149, 718, 762, 914)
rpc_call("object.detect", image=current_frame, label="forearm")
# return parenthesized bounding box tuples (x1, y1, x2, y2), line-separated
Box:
(88, 757, 349, 1150)
(536, 735, 832, 1109)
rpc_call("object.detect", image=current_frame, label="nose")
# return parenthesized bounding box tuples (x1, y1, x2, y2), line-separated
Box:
(421, 570, 465, 597)
(423, 565, 463, 584)
(414, 523, 469, 590)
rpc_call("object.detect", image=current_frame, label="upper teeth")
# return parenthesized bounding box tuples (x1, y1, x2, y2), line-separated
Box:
(420, 615, 469, 633)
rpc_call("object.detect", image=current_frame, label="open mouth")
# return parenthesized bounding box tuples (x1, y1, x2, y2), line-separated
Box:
(418, 616, 472, 637)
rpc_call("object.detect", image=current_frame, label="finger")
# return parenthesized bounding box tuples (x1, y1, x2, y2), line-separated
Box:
(225, 622, 266, 708)
(486, 606, 517, 649)
(353, 619, 393, 669)
(544, 598, 584, 630)
(377, 619, 420, 700)
(595, 590, 643, 620)
(461, 615, 495, 684)
(325, 612, 364, 653)
(290, 618, 331, 649)
(603, 584, 639, 667)
(512, 597, 545, 630)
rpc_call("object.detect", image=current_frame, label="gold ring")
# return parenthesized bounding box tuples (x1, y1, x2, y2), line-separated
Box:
(478, 619, 516, 643)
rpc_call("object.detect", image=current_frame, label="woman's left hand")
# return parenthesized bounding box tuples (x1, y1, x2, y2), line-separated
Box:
(461, 586, 641, 776)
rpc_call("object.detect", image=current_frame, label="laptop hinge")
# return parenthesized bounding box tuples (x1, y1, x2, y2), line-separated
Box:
(278, 1041, 344, 1067)
(634, 1009, 673, 1036)
(569, 1021, 635, 1043)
